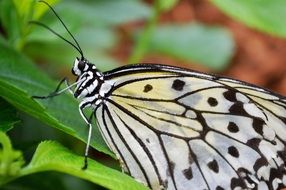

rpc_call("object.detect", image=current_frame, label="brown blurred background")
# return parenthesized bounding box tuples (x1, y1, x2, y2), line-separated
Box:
(113, 0, 286, 96)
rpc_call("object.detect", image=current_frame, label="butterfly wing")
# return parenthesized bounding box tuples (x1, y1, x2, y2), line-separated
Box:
(96, 64, 286, 190)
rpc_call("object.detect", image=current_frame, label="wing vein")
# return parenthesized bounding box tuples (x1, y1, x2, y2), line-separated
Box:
(101, 105, 132, 174)
(104, 104, 152, 187)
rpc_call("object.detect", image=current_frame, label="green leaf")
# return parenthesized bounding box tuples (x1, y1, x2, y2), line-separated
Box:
(211, 0, 286, 38)
(144, 23, 235, 71)
(12, 0, 35, 21)
(20, 141, 148, 190)
(2, 172, 99, 190)
(0, 98, 20, 132)
(0, 0, 21, 47)
(0, 40, 112, 156)
(0, 139, 147, 189)
(32, 0, 59, 20)
(0, 0, 60, 49)
(0, 132, 25, 185)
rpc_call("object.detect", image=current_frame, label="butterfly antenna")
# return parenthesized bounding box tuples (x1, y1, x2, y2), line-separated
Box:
(33, 0, 84, 58)
(29, 21, 83, 56)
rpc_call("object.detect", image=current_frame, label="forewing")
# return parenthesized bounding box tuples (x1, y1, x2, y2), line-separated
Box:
(97, 64, 286, 190)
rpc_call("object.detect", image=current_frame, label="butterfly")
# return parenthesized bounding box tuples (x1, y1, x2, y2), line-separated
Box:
(33, 1, 286, 190)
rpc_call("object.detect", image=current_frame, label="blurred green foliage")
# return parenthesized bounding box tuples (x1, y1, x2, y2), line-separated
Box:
(0, 0, 283, 189)
(211, 0, 286, 38)
(143, 23, 234, 70)
(0, 99, 20, 132)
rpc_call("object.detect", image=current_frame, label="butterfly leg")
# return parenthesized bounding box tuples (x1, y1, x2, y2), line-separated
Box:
(65, 78, 74, 95)
(32, 77, 72, 99)
(78, 97, 98, 170)
(82, 112, 94, 170)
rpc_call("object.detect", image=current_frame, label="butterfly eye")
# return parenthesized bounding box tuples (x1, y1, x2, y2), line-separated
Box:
(77, 60, 85, 71)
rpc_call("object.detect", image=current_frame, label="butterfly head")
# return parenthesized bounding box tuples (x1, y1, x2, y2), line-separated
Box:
(72, 57, 90, 76)
(72, 57, 105, 99)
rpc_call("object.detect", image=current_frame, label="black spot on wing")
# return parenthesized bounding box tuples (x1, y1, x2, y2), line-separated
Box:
(183, 167, 193, 180)
(253, 157, 268, 172)
(227, 122, 239, 133)
(269, 168, 284, 187)
(252, 118, 264, 136)
(229, 102, 248, 115)
(246, 138, 261, 148)
(172, 79, 185, 91)
(207, 159, 219, 173)
(143, 84, 153, 93)
(231, 177, 246, 189)
(223, 89, 237, 102)
(216, 186, 224, 190)
(208, 97, 218, 107)
(277, 149, 286, 162)
(228, 146, 239, 158)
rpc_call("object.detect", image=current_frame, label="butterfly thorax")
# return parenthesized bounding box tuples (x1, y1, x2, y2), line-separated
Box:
(72, 57, 112, 107)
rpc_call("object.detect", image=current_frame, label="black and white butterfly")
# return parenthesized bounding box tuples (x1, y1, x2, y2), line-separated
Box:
(33, 1, 286, 190)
